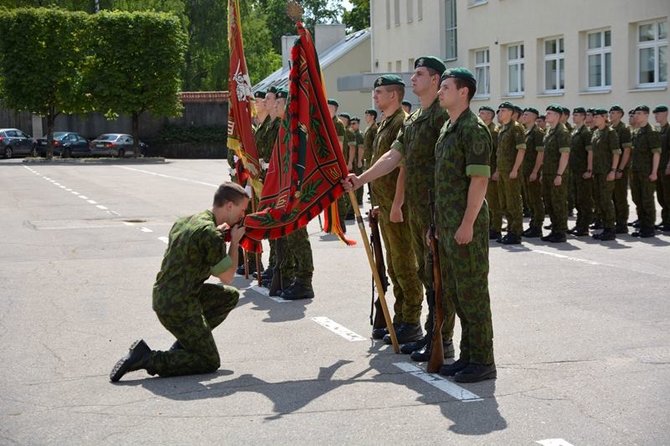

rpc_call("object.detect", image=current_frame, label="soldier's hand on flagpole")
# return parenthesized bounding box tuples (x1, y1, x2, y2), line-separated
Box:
(230, 224, 246, 245)
(342, 173, 361, 192)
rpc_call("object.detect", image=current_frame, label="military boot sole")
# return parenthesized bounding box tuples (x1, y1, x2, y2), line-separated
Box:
(454, 363, 497, 383)
(110, 339, 151, 383)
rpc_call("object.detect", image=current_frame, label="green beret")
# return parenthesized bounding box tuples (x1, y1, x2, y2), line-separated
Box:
(339, 112, 351, 120)
(498, 101, 515, 111)
(628, 109, 636, 115)
(440, 67, 476, 84)
(479, 105, 495, 113)
(561, 107, 571, 115)
(524, 107, 539, 116)
(275, 88, 288, 99)
(254, 90, 266, 99)
(350, 116, 360, 123)
(513, 105, 523, 115)
(365, 108, 378, 118)
(573, 107, 586, 114)
(414, 56, 446, 74)
(609, 105, 624, 113)
(653, 105, 668, 113)
(267, 86, 278, 94)
(586, 108, 595, 115)
(402, 100, 412, 107)
(546, 104, 563, 114)
(374, 74, 405, 88)
(634, 105, 650, 113)
(592, 108, 608, 116)
(538, 115, 546, 120)
(327, 98, 339, 107)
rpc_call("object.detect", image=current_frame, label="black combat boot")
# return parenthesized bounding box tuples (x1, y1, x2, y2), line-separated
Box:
(489, 229, 501, 240)
(632, 226, 655, 238)
(546, 231, 567, 243)
(523, 226, 542, 238)
(383, 323, 423, 345)
(280, 278, 315, 300)
(615, 223, 628, 234)
(110, 339, 152, 382)
(593, 228, 616, 241)
(499, 232, 522, 245)
(168, 340, 183, 351)
(438, 358, 469, 377)
(411, 339, 455, 362)
(454, 362, 497, 383)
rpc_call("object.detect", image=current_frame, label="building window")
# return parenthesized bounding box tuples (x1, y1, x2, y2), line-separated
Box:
(387, 61, 393, 72)
(385, 0, 390, 29)
(474, 48, 490, 97)
(407, 0, 414, 23)
(469, 0, 488, 6)
(586, 30, 611, 89)
(408, 58, 415, 69)
(396, 60, 402, 72)
(445, 0, 457, 60)
(507, 43, 525, 95)
(544, 37, 565, 92)
(418, 0, 423, 21)
(394, 0, 400, 26)
(637, 20, 667, 86)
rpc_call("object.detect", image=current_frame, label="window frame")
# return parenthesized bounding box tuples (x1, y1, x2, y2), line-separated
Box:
(636, 20, 668, 87)
(474, 48, 490, 98)
(507, 43, 525, 96)
(543, 36, 565, 93)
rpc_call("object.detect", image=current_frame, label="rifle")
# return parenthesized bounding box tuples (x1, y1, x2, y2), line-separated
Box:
(368, 207, 389, 331)
(427, 190, 444, 373)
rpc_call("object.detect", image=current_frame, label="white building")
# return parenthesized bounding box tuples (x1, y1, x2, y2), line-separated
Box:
(370, 0, 668, 112)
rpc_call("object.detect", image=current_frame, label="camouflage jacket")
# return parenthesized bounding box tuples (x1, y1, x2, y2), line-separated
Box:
(496, 120, 526, 173)
(590, 126, 621, 175)
(570, 124, 593, 173)
(371, 107, 405, 205)
(542, 123, 571, 175)
(631, 123, 662, 173)
(363, 122, 378, 166)
(523, 124, 545, 176)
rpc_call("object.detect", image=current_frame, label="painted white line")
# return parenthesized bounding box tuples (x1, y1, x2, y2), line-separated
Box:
(158, 236, 169, 244)
(508, 246, 600, 265)
(393, 362, 483, 402)
(53, 182, 61, 186)
(71, 191, 79, 195)
(140, 227, 153, 233)
(536, 440, 575, 446)
(65, 188, 72, 192)
(59, 185, 66, 189)
(246, 285, 289, 303)
(123, 222, 134, 226)
(116, 166, 218, 188)
(311, 317, 366, 342)
(78, 195, 88, 200)
(108, 210, 120, 216)
(96, 205, 108, 210)
(87, 199, 97, 204)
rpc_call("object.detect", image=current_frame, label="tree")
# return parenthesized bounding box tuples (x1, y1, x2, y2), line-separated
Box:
(84, 10, 187, 155)
(0, 7, 91, 158)
(342, 0, 368, 32)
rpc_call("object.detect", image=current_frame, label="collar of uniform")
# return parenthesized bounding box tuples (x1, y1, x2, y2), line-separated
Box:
(379, 107, 404, 131)
(524, 124, 536, 135)
(445, 108, 474, 133)
(412, 97, 441, 124)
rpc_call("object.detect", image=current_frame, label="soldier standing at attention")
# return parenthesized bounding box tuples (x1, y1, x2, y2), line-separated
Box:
(609, 105, 633, 234)
(540, 105, 571, 243)
(587, 109, 620, 241)
(479, 106, 502, 240)
(652, 105, 670, 232)
(350, 116, 365, 204)
(343, 74, 423, 345)
(493, 101, 526, 244)
(433, 67, 495, 383)
(328, 99, 350, 229)
(362, 109, 378, 169)
(536, 115, 547, 131)
(568, 107, 594, 236)
(630, 105, 662, 238)
(402, 100, 412, 115)
(521, 107, 545, 238)
(110, 183, 248, 382)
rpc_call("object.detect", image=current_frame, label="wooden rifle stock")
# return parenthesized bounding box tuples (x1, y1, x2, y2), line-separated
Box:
(427, 190, 444, 373)
(368, 209, 389, 329)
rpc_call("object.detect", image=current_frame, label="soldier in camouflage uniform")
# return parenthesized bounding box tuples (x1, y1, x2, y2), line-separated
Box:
(521, 107, 545, 238)
(362, 109, 378, 202)
(540, 105, 571, 243)
(433, 67, 496, 383)
(609, 105, 633, 234)
(110, 183, 248, 382)
(479, 106, 501, 240)
(341, 113, 357, 219)
(568, 107, 594, 236)
(342, 74, 423, 345)
(493, 101, 526, 244)
(329, 99, 350, 229)
(653, 105, 670, 232)
(588, 108, 621, 241)
(350, 116, 365, 204)
(630, 105, 662, 238)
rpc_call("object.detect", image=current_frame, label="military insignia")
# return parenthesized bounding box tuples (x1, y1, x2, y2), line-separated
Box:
(416, 58, 424, 66)
(375, 78, 382, 87)
(473, 141, 486, 156)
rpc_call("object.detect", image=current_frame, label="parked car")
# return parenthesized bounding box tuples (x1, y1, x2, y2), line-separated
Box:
(36, 132, 91, 157)
(0, 128, 36, 158)
(89, 133, 147, 157)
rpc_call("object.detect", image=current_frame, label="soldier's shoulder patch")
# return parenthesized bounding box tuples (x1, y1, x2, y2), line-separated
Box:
(472, 140, 487, 156)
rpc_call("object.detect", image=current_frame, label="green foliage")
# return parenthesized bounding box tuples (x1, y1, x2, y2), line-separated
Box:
(343, 0, 369, 32)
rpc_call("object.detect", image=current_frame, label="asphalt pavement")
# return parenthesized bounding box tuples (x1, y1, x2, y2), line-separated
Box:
(0, 158, 668, 445)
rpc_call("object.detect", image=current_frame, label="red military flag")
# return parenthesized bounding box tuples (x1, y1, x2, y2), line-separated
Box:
(240, 20, 353, 252)
(227, 0, 260, 185)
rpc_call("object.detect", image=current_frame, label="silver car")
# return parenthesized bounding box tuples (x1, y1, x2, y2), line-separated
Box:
(89, 133, 147, 157)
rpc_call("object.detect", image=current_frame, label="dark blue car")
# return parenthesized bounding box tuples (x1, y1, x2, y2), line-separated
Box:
(36, 132, 91, 157)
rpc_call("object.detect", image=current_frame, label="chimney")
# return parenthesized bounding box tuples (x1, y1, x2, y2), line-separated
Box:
(315, 24, 346, 54)
(281, 35, 298, 70)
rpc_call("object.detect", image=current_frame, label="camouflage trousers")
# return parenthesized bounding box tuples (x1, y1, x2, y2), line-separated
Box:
(574, 174, 594, 231)
(277, 228, 314, 281)
(542, 173, 569, 233)
(613, 169, 630, 227)
(487, 179, 502, 232)
(521, 173, 544, 229)
(497, 173, 523, 236)
(149, 284, 240, 377)
(593, 174, 616, 230)
(406, 204, 454, 339)
(656, 171, 670, 225)
(630, 171, 657, 230)
(437, 207, 494, 365)
(378, 203, 423, 325)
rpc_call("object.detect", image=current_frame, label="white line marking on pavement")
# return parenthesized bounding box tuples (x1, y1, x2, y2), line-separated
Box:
(87, 199, 97, 204)
(123, 222, 134, 226)
(96, 205, 108, 210)
(246, 285, 290, 303)
(311, 317, 366, 342)
(508, 246, 600, 265)
(65, 188, 72, 192)
(140, 227, 153, 233)
(158, 236, 169, 244)
(78, 195, 88, 200)
(109, 210, 120, 216)
(393, 362, 483, 402)
(536, 439, 575, 446)
(116, 166, 218, 188)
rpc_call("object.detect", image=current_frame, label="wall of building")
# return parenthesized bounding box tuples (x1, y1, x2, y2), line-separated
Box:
(326, 37, 373, 118)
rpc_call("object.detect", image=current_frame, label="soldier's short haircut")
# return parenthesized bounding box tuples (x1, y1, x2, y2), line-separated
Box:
(386, 84, 405, 102)
(213, 182, 249, 207)
(453, 78, 476, 102)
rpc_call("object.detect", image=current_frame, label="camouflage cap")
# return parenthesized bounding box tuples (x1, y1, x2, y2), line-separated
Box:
(634, 104, 650, 113)
(546, 104, 563, 114)
(275, 88, 288, 99)
(653, 105, 668, 113)
(524, 107, 540, 116)
(592, 108, 608, 116)
(498, 101, 515, 111)
(609, 105, 624, 113)
(374, 74, 405, 88)
(327, 98, 339, 107)
(573, 107, 586, 114)
(414, 56, 446, 74)
(479, 105, 495, 113)
(440, 67, 476, 84)
(254, 90, 266, 99)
